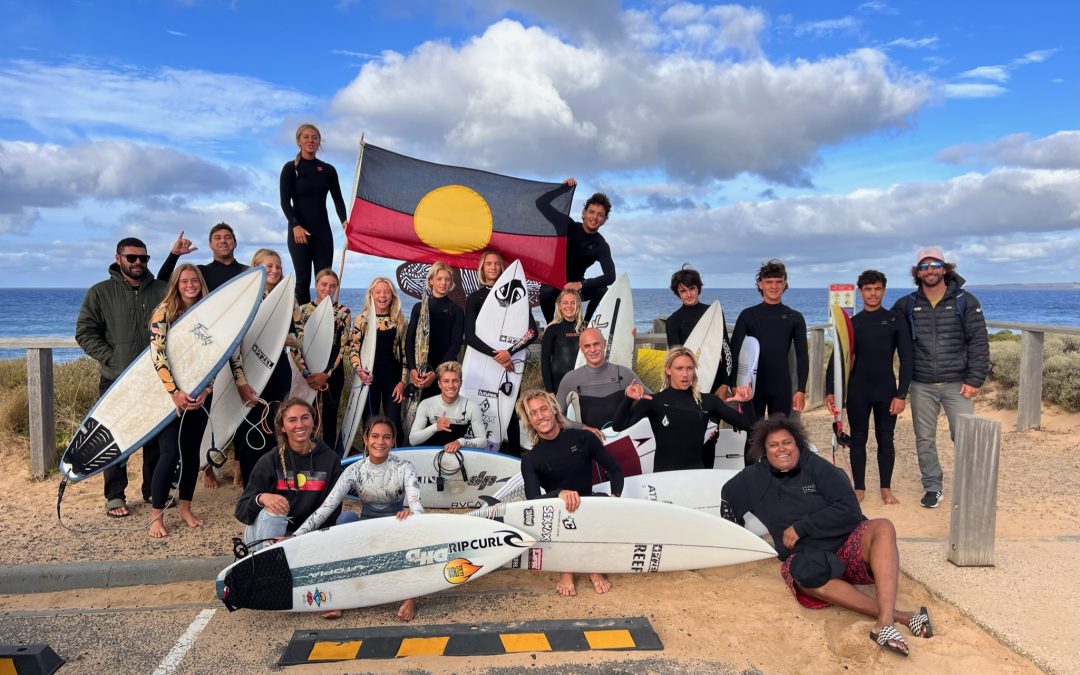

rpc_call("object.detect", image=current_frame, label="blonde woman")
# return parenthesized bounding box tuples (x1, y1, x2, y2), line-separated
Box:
(613, 346, 755, 472)
(540, 288, 583, 393)
(405, 261, 463, 401)
(279, 123, 347, 305)
(147, 264, 211, 538)
(349, 276, 409, 443)
(298, 269, 351, 448)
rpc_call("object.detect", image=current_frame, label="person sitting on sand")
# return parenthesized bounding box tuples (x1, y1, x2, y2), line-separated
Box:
(293, 415, 423, 622)
(234, 397, 356, 551)
(721, 415, 934, 657)
(516, 389, 624, 597)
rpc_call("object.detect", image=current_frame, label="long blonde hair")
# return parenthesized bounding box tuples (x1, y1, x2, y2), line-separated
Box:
(363, 276, 406, 336)
(159, 264, 207, 323)
(293, 123, 321, 166)
(515, 389, 569, 445)
(476, 248, 504, 286)
(547, 288, 584, 331)
(662, 346, 701, 404)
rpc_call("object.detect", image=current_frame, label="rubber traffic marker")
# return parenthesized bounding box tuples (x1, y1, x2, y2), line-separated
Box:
(279, 616, 662, 664)
(0, 645, 64, 675)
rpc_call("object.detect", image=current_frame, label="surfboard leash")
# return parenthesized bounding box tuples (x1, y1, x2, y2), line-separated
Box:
(433, 449, 469, 492)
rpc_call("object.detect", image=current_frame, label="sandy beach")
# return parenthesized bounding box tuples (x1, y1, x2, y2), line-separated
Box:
(1, 398, 1076, 673)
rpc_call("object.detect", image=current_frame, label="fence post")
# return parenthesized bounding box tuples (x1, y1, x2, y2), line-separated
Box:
(27, 347, 57, 478)
(948, 414, 1001, 566)
(1016, 330, 1044, 431)
(806, 328, 824, 410)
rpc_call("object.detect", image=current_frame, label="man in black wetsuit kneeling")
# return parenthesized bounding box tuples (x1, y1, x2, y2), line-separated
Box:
(516, 390, 623, 597)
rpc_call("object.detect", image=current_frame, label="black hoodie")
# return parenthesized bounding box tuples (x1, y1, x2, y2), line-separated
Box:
(235, 439, 344, 533)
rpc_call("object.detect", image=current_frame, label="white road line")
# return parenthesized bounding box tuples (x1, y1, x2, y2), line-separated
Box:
(151, 608, 216, 675)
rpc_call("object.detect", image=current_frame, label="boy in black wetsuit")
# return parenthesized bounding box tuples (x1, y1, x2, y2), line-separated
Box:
(665, 265, 732, 398)
(827, 270, 913, 504)
(730, 260, 809, 450)
(517, 390, 623, 597)
(538, 182, 616, 324)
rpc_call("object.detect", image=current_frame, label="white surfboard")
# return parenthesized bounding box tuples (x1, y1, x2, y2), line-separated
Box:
(472, 498, 775, 573)
(713, 427, 746, 471)
(60, 268, 266, 482)
(736, 335, 760, 390)
(683, 300, 729, 393)
(216, 514, 534, 612)
(343, 447, 522, 509)
(290, 295, 335, 404)
(337, 302, 378, 457)
(461, 260, 531, 449)
(575, 272, 633, 370)
(199, 274, 295, 467)
(492, 417, 657, 504)
(594, 469, 768, 537)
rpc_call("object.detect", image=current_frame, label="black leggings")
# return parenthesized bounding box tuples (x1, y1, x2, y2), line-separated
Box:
(847, 396, 896, 490)
(288, 226, 334, 306)
(233, 352, 291, 486)
(318, 364, 345, 447)
(365, 374, 403, 446)
(151, 397, 211, 509)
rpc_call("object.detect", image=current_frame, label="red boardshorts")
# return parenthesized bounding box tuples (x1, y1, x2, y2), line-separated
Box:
(780, 519, 874, 609)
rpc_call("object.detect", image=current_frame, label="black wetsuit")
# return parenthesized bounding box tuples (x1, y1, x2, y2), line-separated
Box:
(522, 428, 624, 499)
(730, 302, 808, 420)
(540, 321, 581, 392)
(665, 302, 733, 391)
(157, 256, 248, 291)
(406, 295, 464, 400)
(613, 388, 755, 472)
(365, 318, 406, 443)
(826, 307, 913, 490)
(279, 157, 348, 305)
(539, 218, 616, 323)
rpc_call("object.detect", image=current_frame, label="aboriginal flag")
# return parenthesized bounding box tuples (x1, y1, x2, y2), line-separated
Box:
(345, 143, 574, 287)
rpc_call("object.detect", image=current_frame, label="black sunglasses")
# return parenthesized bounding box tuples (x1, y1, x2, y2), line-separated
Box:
(916, 261, 944, 271)
(122, 254, 151, 264)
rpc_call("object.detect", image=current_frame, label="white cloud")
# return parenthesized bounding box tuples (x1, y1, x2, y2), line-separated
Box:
(957, 65, 1009, 82)
(794, 16, 859, 37)
(942, 83, 1007, 99)
(0, 140, 249, 232)
(886, 36, 937, 49)
(656, 3, 766, 57)
(0, 59, 316, 141)
(328, 20, 929, 186)
(937, 131, 1080, 170)
(332, 49, 379, 59)
(858, 1, 898, 14)
(1012, 49, 1057, 65)
(608, 166, 1080, 283)
(166, 30, 187, 37)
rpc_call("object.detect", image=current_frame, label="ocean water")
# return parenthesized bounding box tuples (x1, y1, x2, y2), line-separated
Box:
(1, 286, 1076, 363)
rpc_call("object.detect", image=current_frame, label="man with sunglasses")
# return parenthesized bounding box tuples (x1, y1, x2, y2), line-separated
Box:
(891, 247, 988, 509)
(76, 237, 168, 518)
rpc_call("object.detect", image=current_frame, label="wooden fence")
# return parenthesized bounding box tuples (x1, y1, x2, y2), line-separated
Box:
(2, 319, 1076, 477)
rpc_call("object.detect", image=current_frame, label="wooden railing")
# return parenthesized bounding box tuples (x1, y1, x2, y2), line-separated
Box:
(3, 317, 1078, 477)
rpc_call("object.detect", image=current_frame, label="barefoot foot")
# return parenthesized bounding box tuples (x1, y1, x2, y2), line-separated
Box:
(881, 488, 899, 505)
(588, 573, 611, 594)
(201, 466, 220, 490)
(854, 489, 866, 503)
(178, 501, 203, 528)
(556, 572, 577, 596)
(397, 598, 417, 622)
(148, 510, 168, 539)
(322, 610, 342, 620)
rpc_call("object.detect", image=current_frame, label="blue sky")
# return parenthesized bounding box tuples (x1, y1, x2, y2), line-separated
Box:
(1, 0, 1076, 288)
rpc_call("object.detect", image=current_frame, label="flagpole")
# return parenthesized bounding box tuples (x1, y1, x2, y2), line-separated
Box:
(336, 132, 366, 303)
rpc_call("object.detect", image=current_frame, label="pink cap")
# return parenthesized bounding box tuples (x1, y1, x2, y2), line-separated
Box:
(916, 246, 945, 263)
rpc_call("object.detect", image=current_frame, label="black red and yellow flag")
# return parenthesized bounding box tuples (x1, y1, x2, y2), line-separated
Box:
(345, 143, 574, 287)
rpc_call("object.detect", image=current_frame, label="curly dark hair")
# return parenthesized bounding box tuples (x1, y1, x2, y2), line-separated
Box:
(909, 261, 957, 286)
(755, 258, 788, 295)
(857, 269, 887, 288)
(584, 192, 612, 217)
(669, 264, 703, 297)
(748, 414, 812, 463)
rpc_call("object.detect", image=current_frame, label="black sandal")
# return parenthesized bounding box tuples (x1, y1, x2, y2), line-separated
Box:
(870, 625, 909, 656)
(105, 498, 130, 518)
(908, 606, 934, 638)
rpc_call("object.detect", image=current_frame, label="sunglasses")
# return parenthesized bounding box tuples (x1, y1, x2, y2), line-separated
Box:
(121, 254, 151, 264)
(917, 261, 944, 271)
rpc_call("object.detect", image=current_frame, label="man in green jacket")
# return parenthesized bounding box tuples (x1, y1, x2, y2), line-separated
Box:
(76, 237, 168, 518)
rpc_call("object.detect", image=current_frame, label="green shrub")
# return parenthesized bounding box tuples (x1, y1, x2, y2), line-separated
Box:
(989, 333, 1080, 412)
(988, 330, 1020, 343)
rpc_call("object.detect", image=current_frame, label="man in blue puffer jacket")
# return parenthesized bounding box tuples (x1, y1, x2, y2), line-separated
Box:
(891, 247, 989, 509)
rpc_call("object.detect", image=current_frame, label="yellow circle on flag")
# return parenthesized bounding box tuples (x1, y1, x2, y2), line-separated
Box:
(296, 473, 307, 488)
(414, 185, 493, 254)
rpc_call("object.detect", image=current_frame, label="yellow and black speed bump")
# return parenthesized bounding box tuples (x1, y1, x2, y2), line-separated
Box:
(0, 644, 64, 675)
(280, 616, 662, 664)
